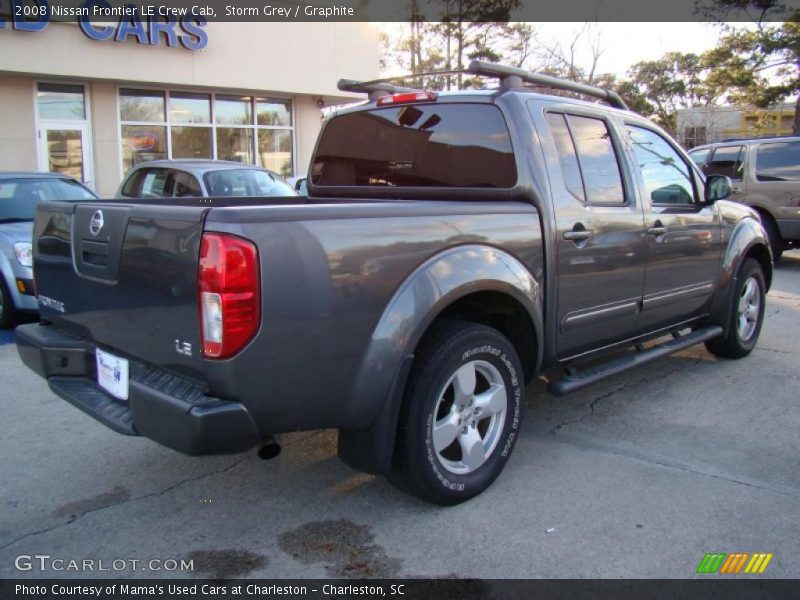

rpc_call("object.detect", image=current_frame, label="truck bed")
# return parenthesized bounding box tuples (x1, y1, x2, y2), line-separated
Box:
(29, 197, 543, 440)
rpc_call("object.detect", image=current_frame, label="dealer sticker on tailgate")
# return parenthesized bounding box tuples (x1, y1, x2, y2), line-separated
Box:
(96, 348, 129, 401)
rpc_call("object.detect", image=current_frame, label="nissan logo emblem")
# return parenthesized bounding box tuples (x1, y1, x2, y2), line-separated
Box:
(89, 210, 104, 237)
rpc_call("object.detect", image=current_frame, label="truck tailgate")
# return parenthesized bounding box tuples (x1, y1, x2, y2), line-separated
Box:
(33, 201, 208, 384)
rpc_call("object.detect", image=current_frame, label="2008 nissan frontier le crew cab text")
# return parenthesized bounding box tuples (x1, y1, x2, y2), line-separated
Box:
(17, 62, 772, 505)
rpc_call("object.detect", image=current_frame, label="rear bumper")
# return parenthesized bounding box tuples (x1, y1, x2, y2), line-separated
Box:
(16, 322, 260, 456)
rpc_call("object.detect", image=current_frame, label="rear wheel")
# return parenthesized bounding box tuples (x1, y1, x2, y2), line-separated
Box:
(705, 258, 766, 358)
(0, 278, 20, 329)
(387, 321, 524, 505)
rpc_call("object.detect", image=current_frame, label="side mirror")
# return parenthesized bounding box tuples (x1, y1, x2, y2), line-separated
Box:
(705, 174, 733, 204)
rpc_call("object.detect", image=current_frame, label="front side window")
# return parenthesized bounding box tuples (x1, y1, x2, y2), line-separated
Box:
(312, 104, 516, 188)
(627, 125, 696, 206)
(172, 171, 203, 197)
(756, 141, 800, 181)
(707, 146, 745, 180)
(688, 148, 710, 169)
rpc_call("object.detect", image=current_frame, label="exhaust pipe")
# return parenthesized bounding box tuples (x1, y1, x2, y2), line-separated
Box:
(257, 436, 281, 460)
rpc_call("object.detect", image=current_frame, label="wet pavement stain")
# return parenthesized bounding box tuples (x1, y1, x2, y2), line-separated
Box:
(278, 519, 401, 578)
(328, 473, 375, 496)
(185, 549, 268, 579)
(51, 485, 131, 519)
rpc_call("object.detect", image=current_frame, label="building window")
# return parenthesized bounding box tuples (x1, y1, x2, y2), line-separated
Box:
(119, 89, 293, 176)
(37, 83, 86, 120)
(683, 126, 706, 149)
(36, 83, 93, 187)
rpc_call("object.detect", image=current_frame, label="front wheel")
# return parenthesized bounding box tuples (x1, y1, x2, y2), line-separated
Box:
(705, 258, 766, 358)
(387, 321, 524, 505)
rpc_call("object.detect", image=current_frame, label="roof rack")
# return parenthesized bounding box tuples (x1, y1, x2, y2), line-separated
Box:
(467, 60, 629, 111)
(337, 78, 422, 101)
(338, 63, 629, 110)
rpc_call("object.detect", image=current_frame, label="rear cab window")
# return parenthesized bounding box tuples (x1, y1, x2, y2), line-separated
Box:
(311, 103, 517, 188)
(756, 141, 800, 181)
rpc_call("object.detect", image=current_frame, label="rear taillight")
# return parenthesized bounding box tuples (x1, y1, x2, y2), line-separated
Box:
(376, 91, 438, 106)
(199, 233, 260, 359)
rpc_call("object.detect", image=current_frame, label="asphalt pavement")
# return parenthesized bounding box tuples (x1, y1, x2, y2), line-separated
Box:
(1, 252, 798, 579)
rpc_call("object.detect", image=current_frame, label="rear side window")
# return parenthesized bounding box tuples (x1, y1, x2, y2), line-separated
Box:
(707, 146, 745, 180)
(311, 104, 517, 188)
(549, 114, 626, 206)
(756, 141, 800, 181)
(546, 113, 585, 202)
(139, 169, 170, 198)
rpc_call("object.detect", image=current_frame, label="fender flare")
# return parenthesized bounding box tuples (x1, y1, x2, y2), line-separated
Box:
(338, 244, 543, 474)
(708, 215, 772, 337)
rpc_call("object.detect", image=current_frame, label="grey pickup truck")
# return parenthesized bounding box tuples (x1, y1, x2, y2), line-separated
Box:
(17, 62, 772, 505)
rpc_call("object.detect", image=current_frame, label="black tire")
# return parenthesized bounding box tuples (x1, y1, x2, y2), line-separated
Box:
(0, 278, 20, 329)
(705, 258, 766, 359)
(759, 212, 784, 261)
(387, 321, 524, 505)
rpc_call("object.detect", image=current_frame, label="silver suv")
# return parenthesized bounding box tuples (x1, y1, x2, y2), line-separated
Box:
(689, 137, 800, 260)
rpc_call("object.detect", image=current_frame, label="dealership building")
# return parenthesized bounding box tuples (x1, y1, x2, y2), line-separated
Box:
(0, 18, 378, 196)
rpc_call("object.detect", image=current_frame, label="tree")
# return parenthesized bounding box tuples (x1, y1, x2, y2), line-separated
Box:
(380, 0, 529, 90)
(531, 23, 605, 84)
(701, 0, 800, 133)
(623, 52, 721, 134)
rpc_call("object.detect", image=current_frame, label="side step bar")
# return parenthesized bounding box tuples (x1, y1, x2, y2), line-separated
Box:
(548, 326, 723, 396)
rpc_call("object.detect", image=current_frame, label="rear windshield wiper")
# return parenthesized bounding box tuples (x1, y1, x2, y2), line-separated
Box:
(0, 217, 34, 223)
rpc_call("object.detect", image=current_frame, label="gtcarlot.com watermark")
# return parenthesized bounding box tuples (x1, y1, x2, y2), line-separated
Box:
(14, 554, 194, 573)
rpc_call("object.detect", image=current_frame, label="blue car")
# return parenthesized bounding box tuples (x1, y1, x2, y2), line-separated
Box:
(0, 172, 97, 328)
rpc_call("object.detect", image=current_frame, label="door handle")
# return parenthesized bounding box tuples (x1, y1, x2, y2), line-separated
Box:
(563, 230, 591, 241)
(732, 186, 743, 194)
(647, 220, 667, 237)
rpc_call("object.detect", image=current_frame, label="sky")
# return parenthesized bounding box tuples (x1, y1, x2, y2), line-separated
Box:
(533, 22, 725, 77)
(380, 22, 727, 79)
